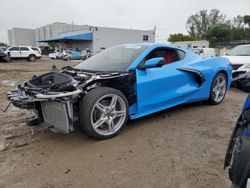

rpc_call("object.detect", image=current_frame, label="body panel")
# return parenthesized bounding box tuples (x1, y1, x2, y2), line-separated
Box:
(126, 44, 232, 119)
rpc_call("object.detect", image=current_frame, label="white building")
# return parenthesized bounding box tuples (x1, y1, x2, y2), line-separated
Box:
(40, 26, 155, 53)
(8, 22, 156, 53)
(8, 22, 87, 47)
(8, 28, 36, 46)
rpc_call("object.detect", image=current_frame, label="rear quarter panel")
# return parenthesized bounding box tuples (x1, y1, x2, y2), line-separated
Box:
(182, 56, 232, 101)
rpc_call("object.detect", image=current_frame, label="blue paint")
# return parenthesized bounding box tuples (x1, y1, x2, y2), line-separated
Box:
(244, 95, 250, 110)
(245, 128, 250, 137)
(124, 43, 232, 119)
(38, 32, 93, 42)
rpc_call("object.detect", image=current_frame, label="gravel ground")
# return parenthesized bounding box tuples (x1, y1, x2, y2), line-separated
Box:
(0, 58, 247, 188)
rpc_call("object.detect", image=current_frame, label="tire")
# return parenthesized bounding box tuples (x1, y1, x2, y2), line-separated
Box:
(209, 72, 227, 105)
(4, 56, 11, 63)
(28, 54, 37, 62)
(229, 137, 249, 188)
(79, 87, 129, 139)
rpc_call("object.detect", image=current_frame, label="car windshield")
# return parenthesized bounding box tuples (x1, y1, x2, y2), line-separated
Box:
(228, 45, 250, 56)
(75, 45, 147, 72)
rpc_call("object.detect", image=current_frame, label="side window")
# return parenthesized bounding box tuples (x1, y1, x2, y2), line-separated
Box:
(177, 50, 186, 60)
(142, 48, 181, 66)
(20, 47, 29, 51)
(31, 48, 38, 51)
(9, 47, 19, 51)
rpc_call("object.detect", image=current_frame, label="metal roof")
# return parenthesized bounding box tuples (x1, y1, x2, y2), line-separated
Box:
(38, 32, 93, 42)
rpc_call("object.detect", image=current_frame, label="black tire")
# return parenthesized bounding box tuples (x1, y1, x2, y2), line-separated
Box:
(4, 56, 11, 63)
(79, 87, 129, 140)
(229, 137, 249, 188)
(209, 72, 227, 105)
(28, 54, 37, 62)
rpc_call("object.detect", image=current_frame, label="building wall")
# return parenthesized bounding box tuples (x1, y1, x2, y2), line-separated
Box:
(37, 26, 46, 46)
(171, 40, 209, 49)
(45, 25, 51, 39)
(7, 23, 156, 49)
(92, 27, 155, 52)
(50, 23, 88, 37)
(7, 30, 13, 46)
(59, 41, 92, 51)
(8, 28, 36, 46)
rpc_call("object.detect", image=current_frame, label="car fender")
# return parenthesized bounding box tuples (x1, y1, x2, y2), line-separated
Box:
(182, 57, 232, 90)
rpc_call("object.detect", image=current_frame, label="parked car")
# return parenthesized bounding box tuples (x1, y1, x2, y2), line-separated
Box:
(0, 46, 9, 52)
(80, 48, 93, 60)
(0, 48, 11, 62)
(48, 51, 63, 59)
(7, 43, 232, 139)
(223, 44, 250, 90)
(192, 48, 216, 58)
(225, 82, 250, 188)
(8, 46, 42, 62)
(62, 50, 81, 60)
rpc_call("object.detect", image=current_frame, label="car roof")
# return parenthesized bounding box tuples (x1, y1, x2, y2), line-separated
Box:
(119, 43, 180, 49)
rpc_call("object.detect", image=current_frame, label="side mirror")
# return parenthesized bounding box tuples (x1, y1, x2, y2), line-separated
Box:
(142, 57, 165, 69)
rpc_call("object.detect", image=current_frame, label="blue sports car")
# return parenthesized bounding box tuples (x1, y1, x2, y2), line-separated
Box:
(7, 43, 232, 139)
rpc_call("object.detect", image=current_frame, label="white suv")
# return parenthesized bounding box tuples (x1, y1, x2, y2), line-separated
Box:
(7, 46, 42, 62)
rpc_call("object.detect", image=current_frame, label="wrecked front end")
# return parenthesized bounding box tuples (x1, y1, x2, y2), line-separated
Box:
(7, 66, 133, 133)
(231, 64, 250, 92)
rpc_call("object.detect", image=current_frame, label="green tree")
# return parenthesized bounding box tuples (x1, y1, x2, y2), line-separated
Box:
(244, 15, 250, 27)
(168, 33, 199, 42)
(0, 42, 7, 47)
(232, 15, 244, 28)
(186, 9, 226, 39)
(48, 42, 59, 48)
(207, 24, 231, 47)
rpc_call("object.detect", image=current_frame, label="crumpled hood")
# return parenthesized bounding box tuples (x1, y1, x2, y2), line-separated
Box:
(222, 55, 250, 65)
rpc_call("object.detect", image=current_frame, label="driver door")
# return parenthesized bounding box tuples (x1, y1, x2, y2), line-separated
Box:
(135, 48, 200, 117)
(8, 47, 20, 58)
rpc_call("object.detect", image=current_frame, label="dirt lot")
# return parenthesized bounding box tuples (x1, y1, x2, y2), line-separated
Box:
(0, 58, 247, 188)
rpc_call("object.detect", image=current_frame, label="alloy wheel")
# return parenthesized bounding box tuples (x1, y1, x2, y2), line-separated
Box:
(90, 94, 127, 136)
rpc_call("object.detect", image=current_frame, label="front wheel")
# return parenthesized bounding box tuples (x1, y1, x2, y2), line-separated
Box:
(79, 87, 129, 139)
(209, 72, 227, 105)
(28, 55, 37, 62)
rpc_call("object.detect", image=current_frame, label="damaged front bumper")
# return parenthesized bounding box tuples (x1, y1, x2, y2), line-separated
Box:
(6, 67, 132, 134)
(7, 71, 83, 133)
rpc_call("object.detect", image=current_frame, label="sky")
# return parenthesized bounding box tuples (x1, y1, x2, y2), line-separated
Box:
(0, 0, 249, 43)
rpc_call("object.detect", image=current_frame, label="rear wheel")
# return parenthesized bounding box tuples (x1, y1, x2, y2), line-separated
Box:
(209, 72, 227, 104)
(28, 54, 37, 62)
(79, 87, 129, 139)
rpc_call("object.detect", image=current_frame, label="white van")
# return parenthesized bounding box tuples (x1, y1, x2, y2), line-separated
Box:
(192, 48, 216, 58)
